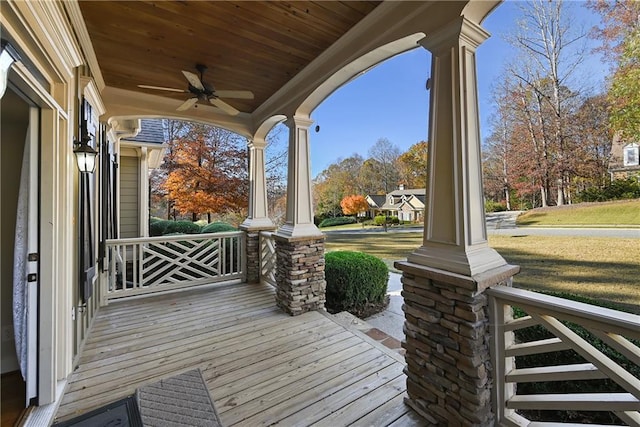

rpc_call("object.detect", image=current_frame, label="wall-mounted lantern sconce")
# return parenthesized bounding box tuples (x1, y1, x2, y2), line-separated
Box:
(1, 39, 21, 99)
(74, 102, 98, 173)
(74, 134, 98, 173)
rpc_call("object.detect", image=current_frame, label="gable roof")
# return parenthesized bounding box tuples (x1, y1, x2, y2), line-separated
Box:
(127, 119, 165, 144)
(366, 195, 386, 208)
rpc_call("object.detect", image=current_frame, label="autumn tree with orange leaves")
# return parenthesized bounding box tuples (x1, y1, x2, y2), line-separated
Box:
(162, 122, 248, 221)
(340, 194, 369, 216)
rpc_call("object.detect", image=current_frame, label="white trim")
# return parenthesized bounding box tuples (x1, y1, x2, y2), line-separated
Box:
(80, 76, 106, 116)
(623, 143, 639, 167)
(64, 1, 106, 91)
(22, 379, 67, 427)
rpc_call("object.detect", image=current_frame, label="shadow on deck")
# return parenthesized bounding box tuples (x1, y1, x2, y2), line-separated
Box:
(55, 282, 422, 426)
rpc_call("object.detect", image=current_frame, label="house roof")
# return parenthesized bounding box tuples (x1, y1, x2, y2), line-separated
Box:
(367, 195, 386, 208)
(388, 188, 426, 197)
(126, 119, 165, 145)
(68, 1, 500, 137)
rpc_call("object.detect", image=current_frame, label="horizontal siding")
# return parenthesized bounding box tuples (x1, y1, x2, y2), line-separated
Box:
(120, 157, 139, 239)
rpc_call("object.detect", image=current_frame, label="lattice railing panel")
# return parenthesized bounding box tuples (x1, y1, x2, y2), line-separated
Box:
(259, 231, 277, 287)
(487, 286, 640, 426)
(105, 232, 245, 301)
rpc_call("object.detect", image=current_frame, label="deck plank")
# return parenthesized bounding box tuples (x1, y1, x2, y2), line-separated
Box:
(54, 283, 421, 426)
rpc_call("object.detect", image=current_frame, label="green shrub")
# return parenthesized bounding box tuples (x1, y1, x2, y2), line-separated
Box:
(201, 222, 237, 233)
(485, 200, 507, 212)
(325, 251, 388, 317)
(164, 220, 201, 235)
(512, 291, 640, 423)
(318, 216, 356, 228)
(390, 216, 400, 225)
(373, 215, 387, 226)
(149, 220, 171, 236)
(149, 216, 163, 224)
(576, 177, 640, 202)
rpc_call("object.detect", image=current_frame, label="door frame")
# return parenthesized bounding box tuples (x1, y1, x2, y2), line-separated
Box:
(8, 61, 69, 406)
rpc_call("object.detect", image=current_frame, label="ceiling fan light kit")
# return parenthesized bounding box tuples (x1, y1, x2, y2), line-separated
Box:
(137, 64, 254, 115)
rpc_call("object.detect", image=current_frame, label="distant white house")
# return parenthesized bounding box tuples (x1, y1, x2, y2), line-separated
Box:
(366, 185, 426, 222)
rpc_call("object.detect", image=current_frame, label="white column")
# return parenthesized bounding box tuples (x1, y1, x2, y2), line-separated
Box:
(408, 17, 506, 277)
(276, 115, 322, 239)
(139, 147, 149, 237)
(241, 138, 275, 229)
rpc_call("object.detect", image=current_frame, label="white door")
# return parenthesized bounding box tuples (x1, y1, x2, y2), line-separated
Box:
(24, 106, 39, 405)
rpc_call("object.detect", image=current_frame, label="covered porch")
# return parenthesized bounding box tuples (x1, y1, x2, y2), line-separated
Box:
(54, 282, 421, 426)
(2, 1, 638, 426)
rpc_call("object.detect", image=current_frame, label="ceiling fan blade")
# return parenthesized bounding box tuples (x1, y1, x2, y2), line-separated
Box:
(210, 97, 240, 116)
(182, 70, 204, 91)
(137, 84, 187, 93)
(176, 97, 199, 111)
(214, 90, 254, 100)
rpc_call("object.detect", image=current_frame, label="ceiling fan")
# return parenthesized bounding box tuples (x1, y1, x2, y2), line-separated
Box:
(137, 64, 253, 116)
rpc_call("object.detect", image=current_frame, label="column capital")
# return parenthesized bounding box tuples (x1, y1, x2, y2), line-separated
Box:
(419, 16, 490, 53)
(285, 115, 314, 130)
(248, 137, 267, 149)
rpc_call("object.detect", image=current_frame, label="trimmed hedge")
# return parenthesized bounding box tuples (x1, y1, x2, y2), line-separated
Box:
(325, 251, 388, 317)
(318, 216, 357, 228)
(165, 220, 201, 235)
(513, 291, 639, 424)
(149, 220, 171, 236)
(201, 222, 236, 233)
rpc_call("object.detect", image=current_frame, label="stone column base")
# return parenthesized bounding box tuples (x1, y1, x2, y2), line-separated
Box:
(239, 225, 276, 284)
(395, 261, 520, 426)
(274, 235, 326, 315)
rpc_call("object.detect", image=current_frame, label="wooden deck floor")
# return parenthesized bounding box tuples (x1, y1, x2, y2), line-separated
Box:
(55, 282, 422, 426)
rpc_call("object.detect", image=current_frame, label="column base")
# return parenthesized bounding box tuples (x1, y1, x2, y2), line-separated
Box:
(407, 243, 507, 277)
(395, 261, 519, 426)
(274, 234, 326, 316)
(239, 224, 276, 284)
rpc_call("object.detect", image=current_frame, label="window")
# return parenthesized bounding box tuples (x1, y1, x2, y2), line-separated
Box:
(624, 143, 639, 167)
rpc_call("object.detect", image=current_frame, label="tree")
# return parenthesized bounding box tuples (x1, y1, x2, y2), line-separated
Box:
(587, 0, 640, 63)
(588, 0, 640, 142)
(162, 122, 248, 221)
(571, 95, 613, 189)
(368, 138, 401, 193)
(397, 141, 428, 189)
(609, 27, 640, 140)
(265, 123, 288, 225)
(505, 0, 588, 206)
(340, 195, 369, 216)
(313, 154, 364, 218)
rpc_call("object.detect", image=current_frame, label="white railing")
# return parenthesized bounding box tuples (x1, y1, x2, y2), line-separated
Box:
(488, 286, 640, 426)
(104, 231, 245, 301)
(259, 231, 276, 287)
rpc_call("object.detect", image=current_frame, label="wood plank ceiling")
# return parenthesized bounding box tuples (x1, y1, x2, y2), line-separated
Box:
(78, 1, 381, 115)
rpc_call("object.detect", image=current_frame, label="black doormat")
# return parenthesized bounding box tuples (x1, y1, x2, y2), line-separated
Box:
(52, 395, 142, 427)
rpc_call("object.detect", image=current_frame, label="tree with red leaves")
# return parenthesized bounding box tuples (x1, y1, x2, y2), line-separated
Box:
(340, 194, 369, 217)
(163, 122, 248, 221)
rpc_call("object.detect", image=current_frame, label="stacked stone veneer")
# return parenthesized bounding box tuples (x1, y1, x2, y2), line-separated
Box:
(243, 230, 261, 283)
(395, 261, 519, 426)
(240, 228, 275, 284)
(273, 235, 326, 315)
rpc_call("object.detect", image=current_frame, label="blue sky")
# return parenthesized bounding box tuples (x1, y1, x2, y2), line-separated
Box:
(305, 0, 608, 177)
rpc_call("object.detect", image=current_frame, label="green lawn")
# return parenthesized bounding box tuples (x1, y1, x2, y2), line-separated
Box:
(324, 232, 640, 313)
(516, 199, 640, 227)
